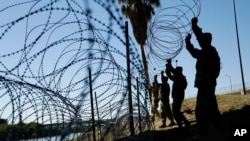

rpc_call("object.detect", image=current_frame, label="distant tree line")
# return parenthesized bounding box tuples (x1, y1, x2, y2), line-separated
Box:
(0, 119, 83, 140)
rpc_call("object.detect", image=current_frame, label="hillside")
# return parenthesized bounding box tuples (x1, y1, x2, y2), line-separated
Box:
(151, 93, 250, 141)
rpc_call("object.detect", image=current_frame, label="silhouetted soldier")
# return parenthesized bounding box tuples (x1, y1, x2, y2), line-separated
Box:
(155, 71, 175, 128)
(166, 59, 190, 129)
(149, 75, 160, 121)
(185, 17, 222, 136)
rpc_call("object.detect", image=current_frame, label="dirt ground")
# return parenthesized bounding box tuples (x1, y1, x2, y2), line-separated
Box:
(150, 105, 250, 141)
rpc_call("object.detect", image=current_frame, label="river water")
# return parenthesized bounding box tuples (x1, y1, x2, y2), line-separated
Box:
(20, 133, 82, 141)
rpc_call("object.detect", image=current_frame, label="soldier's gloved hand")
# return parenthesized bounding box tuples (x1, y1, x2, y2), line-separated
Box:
(191, 17, 198, 26)
(154, 75, 157, 79)
(185, 34, 192, 43)
(167, 59, 171, 64)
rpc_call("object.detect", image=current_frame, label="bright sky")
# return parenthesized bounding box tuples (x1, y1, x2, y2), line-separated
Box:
(166, 0, 250, 97)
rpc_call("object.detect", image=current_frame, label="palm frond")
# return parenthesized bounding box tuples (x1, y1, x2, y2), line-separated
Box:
(148, 0, 161, 7)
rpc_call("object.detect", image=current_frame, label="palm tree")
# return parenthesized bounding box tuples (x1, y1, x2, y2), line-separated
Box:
(118, 0, 160, 90)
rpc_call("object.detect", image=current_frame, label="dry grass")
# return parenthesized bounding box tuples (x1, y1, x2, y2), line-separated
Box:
(180, 93, 250, 122)
(216, 93, 250, 113)
(154, 93, 250, 131)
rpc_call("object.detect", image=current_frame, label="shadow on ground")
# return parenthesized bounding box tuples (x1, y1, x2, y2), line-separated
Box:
(149, 105, 250, 141)
(116, 105, 250, 141)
